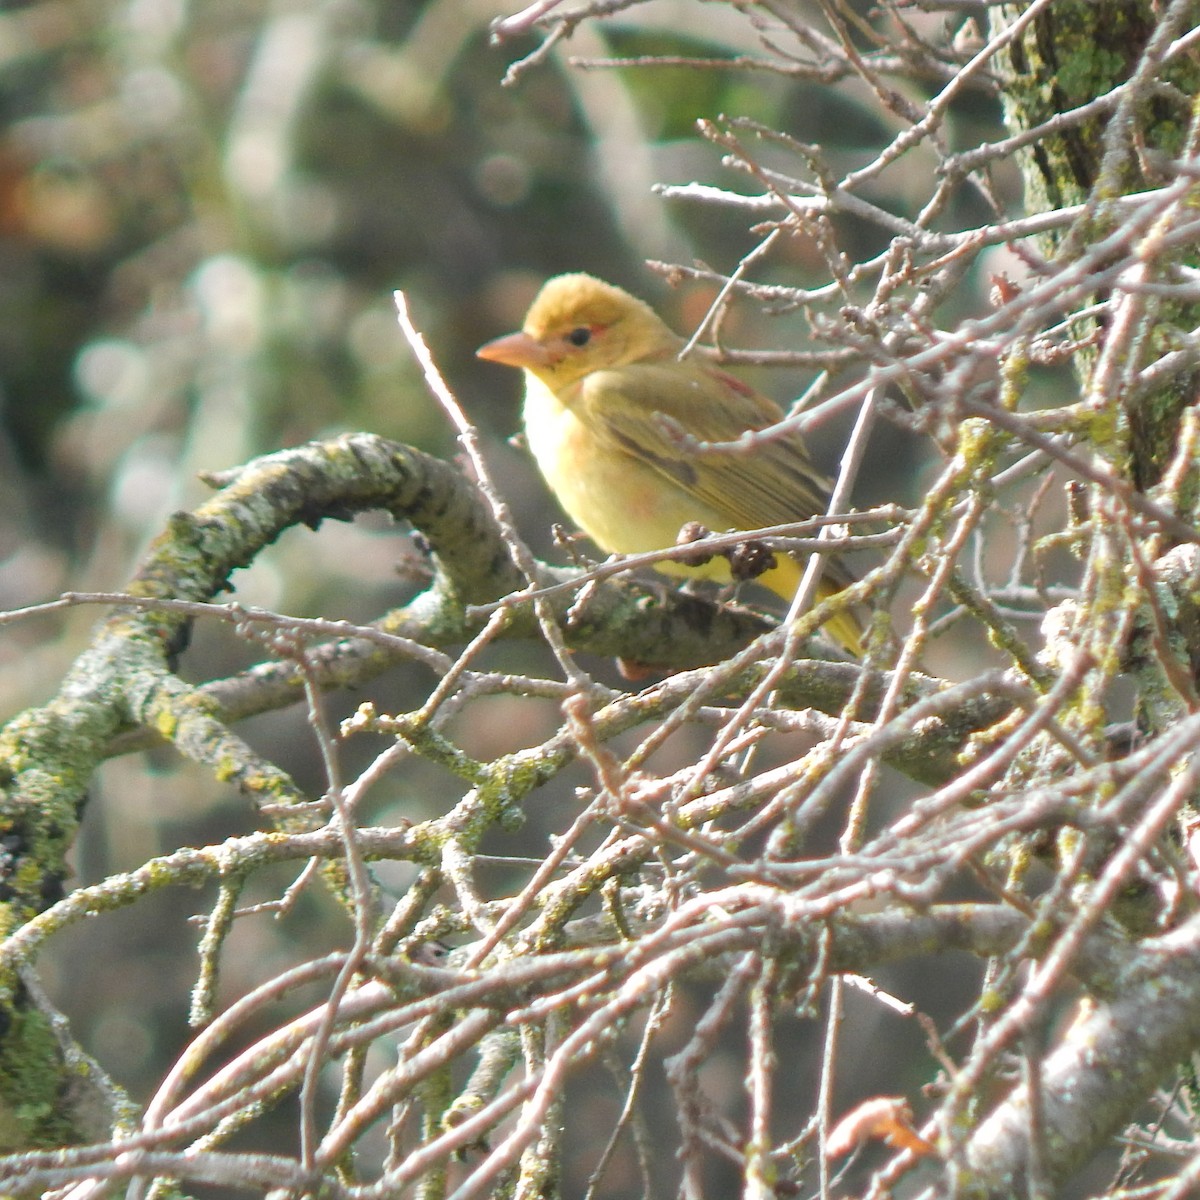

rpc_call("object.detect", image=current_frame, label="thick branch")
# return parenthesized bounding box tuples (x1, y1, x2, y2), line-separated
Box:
(930, 914, 1200, 1198)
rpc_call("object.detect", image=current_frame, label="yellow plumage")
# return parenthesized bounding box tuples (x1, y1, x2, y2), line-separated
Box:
(477, 273, 860, 653)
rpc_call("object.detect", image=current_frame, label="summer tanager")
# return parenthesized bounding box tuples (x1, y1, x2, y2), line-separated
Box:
(476, 273, 860, 653)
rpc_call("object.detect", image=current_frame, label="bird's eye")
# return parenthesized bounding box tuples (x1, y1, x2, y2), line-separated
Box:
(566, 326, 592, 347)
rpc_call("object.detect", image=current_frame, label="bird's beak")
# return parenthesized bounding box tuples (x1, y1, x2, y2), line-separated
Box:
(476, 331, 551, 369)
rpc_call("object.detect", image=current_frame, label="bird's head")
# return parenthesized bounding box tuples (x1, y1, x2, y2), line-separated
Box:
(477, 273, 679, 389)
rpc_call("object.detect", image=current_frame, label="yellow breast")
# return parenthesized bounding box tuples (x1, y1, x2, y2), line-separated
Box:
(522, 374, 735, 580)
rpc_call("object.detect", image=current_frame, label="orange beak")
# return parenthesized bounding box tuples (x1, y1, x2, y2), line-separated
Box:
(476, 330, 551, 369)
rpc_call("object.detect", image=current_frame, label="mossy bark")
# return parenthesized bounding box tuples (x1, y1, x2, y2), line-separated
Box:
(992, 0, 1200, 492)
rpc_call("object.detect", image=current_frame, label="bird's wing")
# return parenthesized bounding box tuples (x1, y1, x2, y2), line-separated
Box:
(577, 358, 835, 537)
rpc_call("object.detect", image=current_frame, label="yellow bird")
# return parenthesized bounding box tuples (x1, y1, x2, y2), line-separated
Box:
(476, 273, 860, 653)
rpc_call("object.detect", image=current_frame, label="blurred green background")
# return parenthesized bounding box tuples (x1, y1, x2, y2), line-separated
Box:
(0, 0, 1011, 1191)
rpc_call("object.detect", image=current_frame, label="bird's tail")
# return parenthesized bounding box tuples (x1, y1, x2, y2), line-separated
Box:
(814, 578, 863, 656)
(759, 556, 863, 656)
